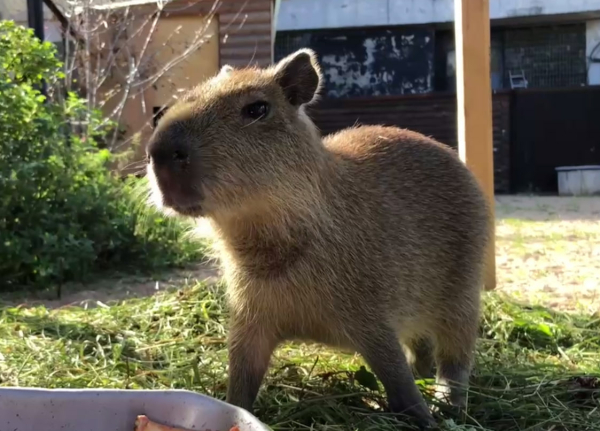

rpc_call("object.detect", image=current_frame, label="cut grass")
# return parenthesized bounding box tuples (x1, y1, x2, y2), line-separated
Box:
(1, 282, 598, 430)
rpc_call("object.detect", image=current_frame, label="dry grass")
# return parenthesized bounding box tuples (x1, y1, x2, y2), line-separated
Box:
(496, 196, 600, 313)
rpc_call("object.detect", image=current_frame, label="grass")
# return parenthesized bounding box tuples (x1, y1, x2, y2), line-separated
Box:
(1, 196, 599, 430)
(1, 281, 599, 431)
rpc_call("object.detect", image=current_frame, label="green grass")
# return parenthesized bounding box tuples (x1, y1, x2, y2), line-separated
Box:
(1, 283, 599, 431)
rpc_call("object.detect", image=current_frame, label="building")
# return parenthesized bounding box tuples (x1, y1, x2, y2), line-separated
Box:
(275, 0, 600, 194)
(276, 0, 600, 92)
(84, 0, 277, 167)
(0, 0, 64, 44)
(1, 0, 279, 169)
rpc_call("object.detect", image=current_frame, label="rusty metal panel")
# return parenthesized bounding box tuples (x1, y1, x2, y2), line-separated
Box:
(218, 0, 274, 67)
(307, 92, 512, 193)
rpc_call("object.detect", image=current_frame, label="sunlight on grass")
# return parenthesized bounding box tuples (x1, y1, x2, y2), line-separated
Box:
(1, 197, 599, 430)
(496, 197, 600, 313)
(1, 282, 598, 431)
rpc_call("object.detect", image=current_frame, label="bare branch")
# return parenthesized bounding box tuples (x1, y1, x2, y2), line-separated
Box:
(53, 0, 244, 155)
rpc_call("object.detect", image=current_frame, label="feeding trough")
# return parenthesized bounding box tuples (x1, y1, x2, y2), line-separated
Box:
(0, 387, 269, 431)
(555, 165, 600, 196)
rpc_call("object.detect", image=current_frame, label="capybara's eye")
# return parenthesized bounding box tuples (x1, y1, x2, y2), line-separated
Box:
(242, 101, 270, 120)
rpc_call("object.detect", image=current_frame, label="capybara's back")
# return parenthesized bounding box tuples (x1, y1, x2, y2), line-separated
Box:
(326, 124, 490, 314)
(146, 48, 491, 428)
(325, 123, 490, 408)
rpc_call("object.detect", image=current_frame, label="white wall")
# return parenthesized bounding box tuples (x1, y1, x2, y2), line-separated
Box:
(588, 19, 600, 85)
(277, 0, 600, 31)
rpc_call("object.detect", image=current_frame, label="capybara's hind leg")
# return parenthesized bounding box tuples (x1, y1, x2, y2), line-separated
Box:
(356, 326, 435, 428)
(432, 300, 479, 408)
(404, 337, 435, 379)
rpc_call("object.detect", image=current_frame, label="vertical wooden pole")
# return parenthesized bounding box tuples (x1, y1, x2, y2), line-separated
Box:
(454, 0, 496, 291)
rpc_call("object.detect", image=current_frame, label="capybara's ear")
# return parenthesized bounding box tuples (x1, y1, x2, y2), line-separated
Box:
(218, 64, 234, 78)
(273, 48, 322, 107)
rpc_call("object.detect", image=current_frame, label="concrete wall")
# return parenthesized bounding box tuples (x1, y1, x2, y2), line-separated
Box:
(588, 19, 600, 85)
(277, 0, 600, 31)
(0, 0, 63, 42)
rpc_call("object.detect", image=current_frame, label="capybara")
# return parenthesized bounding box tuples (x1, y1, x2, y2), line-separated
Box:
(146, 48, 491, 428)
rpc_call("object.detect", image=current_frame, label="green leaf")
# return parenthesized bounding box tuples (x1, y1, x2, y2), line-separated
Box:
(536, 323, 553, 338)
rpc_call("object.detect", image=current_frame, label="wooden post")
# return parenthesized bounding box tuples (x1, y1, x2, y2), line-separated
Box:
(454, 0, 496, 291)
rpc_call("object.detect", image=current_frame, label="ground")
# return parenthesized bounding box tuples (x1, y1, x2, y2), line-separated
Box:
(1, 196, 599, 431)
(9, 196, 600, 312)
(496, 196, 600, 312)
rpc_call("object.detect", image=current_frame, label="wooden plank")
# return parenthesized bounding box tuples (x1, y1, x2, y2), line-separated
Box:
(454, 0, 496, 290)
(161, 0, 271, 16)
(220, 11, 272, 22)
(220, 46, 272, 58)
(221, 33, 272, 46)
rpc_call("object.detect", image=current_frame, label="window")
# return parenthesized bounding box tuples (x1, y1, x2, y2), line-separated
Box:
(503, 24, 587, 88)
(443, 31, 504, 92)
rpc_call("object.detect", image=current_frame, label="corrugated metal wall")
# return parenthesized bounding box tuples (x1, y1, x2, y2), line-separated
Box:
(152, 0, 274, 67)
(216, 0, 274, 67)
(306, 92, 512, 193)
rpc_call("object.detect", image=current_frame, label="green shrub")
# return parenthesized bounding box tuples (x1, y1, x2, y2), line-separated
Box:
(0, 21, 203, 290)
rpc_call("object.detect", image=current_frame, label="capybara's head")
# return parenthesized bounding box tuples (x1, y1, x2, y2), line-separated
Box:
(146, 49, 324, 218)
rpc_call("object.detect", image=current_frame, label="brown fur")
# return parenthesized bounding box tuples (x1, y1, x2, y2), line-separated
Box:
(146, 49, 491, 428)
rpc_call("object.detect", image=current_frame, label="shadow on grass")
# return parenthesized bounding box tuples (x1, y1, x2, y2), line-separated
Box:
(254, 296, 600, 430)
(0, 260, 220, 311)
(1, 307, 116, 341)
(1, 291, 599, 430)
(255, 360, 599, 431)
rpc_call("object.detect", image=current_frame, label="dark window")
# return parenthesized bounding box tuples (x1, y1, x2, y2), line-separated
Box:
(434, 23, 586, 91)
(503, 23, 587, 88)
(436, 29, 505, 92)
(275, 27, 435, 98)
(275, 31, 312, 62)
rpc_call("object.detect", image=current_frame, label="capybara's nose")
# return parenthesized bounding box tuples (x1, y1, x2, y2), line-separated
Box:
(147, 139, 189, 168)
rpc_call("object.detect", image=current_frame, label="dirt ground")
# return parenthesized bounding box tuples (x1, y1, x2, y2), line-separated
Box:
(7, 196, 600, 314)
(495, 196, 600, 313)
(3, 261, 223, 310)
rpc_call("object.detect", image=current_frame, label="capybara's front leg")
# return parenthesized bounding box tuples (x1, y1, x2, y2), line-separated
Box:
(226, 319, 278, 412)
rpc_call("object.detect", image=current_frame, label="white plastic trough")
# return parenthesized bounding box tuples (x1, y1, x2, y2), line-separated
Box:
(555, 165, 600, 196)
(0, 387, 270, 431)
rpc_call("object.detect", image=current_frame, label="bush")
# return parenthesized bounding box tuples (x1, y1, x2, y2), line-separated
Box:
(0, 21, 203, 290)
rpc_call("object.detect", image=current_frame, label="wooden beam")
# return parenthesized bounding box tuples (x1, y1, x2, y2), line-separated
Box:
(454, 0, 496, 291)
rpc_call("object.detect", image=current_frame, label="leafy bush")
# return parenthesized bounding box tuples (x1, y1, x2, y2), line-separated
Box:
(0, 21, 203, 290)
